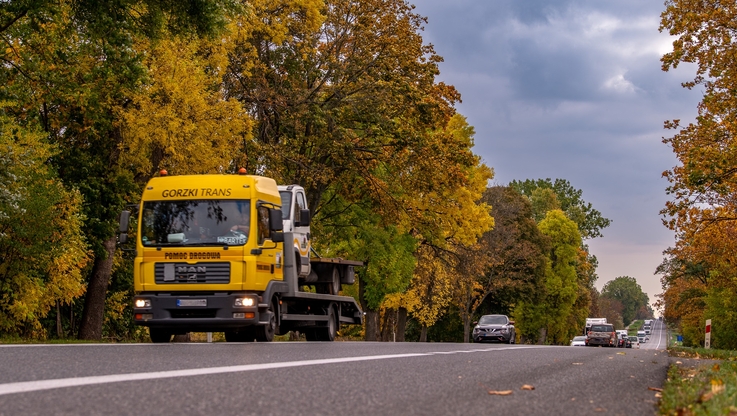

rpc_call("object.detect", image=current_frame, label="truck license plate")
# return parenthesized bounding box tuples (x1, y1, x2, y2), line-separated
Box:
(177, 299, 207, 307)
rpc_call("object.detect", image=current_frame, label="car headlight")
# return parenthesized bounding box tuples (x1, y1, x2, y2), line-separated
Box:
(134, 298, 151, 308)
(500, 327, 509, 334)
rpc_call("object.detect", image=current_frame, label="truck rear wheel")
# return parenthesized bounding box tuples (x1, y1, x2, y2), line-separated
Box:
(149, 329, 172, 343)
(309, 303, 337, 342)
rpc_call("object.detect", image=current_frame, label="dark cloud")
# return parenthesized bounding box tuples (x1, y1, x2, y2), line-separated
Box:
(413, 0, 702, 305)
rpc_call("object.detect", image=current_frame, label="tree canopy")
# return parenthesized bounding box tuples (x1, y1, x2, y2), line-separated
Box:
(509, 178, 611, 240)
(658, 0, 737, 349)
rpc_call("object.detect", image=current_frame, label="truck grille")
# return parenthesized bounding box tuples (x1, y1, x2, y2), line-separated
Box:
(155, 262, 230, 284)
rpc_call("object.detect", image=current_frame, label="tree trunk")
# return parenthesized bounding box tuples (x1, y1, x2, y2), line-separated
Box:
(358, 270, 379, 341)
(364, 310, 379, 341)
(78, 236, 116, 340)
(380, 308, 397, 342)
(396, 307, 407, 342)
(463, 318, 471, 343)
(537, 327, 547, 345)
(56, 301, 62, 338)
(419, 324, 427, 342)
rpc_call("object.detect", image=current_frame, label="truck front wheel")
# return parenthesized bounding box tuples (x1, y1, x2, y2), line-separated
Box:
(255, 301, 278, 342)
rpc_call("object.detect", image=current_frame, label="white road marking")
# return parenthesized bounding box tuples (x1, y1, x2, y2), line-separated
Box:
(0, 345, 547, 396)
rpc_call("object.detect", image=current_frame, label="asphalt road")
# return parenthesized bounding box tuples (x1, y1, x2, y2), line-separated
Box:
(0, 339, 669, 416)
(640, 319, 667, 350)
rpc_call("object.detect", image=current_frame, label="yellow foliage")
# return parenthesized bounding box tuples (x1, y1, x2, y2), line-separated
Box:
(119, 35, 252, 176)
(0, 114, 90, 336)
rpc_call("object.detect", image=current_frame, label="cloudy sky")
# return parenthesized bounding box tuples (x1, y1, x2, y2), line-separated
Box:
(411, 0, 702, 311)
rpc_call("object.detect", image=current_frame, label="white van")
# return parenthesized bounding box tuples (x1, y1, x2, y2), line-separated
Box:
(637, 330, 646, 343)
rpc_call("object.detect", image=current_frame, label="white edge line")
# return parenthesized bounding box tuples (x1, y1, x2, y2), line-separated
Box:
(0, 346, 550, 396)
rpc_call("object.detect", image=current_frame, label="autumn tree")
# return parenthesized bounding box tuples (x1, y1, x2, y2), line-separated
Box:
(658, 0, 737, 348)
(456, 186, 548, 343)
(597, 297, 624, 330)
(0, 113, 89, 337)
(0, 0, 236, 339)
(224, 0, 494, 341)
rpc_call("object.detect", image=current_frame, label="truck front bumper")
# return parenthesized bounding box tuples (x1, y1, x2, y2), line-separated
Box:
(133, 293, 269, 333)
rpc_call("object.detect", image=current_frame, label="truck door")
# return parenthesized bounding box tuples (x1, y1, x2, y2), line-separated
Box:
(293, 190, 311, 275)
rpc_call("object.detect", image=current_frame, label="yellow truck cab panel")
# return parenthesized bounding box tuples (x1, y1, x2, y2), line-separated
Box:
(134, 174, 283, 293)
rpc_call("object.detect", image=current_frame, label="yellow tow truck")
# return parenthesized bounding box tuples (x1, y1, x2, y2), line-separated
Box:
(118, 170, 363, 343)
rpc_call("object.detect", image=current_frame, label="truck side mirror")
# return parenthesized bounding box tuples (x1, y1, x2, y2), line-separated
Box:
(269, 208, 283, 231)
(119, 210, 131, 232)
(118, 210, 130, 244)
(296, 209, 311, 227)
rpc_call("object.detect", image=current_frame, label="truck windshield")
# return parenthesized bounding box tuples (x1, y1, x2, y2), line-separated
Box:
(140, 200, 250, 247)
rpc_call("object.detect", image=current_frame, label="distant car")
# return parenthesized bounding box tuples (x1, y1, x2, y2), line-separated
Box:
(570, 336, 586, 346)
(472, 314, 516, 344)
(617, 333, 630, 348)
(629, 336, 640, 349)
(586, 323, 616, 347)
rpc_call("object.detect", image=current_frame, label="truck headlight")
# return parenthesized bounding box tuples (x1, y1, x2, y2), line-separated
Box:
(234, 297, 255, 307)
(134, 299, 151, 308)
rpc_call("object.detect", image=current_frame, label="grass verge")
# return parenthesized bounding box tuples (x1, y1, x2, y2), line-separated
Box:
(661, 347, 737, 415)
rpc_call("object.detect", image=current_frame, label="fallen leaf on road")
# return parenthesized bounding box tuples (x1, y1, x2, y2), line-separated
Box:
(676, 361, 682, 364)
(488, 390, 513, 396)
(608, 356, 613, 359)
(617, 352, 626, 355)
(648, 387, 663, 392)
(594, 407, 606, 412)
(572, 362, 583, 365)
(520, 385, 535, 390)
(655, 392, 662, 398)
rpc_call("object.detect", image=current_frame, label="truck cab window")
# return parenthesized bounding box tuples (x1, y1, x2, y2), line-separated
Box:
(295, 192, 307, 223)
(257, 205, 270, 245)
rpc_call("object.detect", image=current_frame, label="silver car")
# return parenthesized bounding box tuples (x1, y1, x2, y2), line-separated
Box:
(472, 314, 516, 343)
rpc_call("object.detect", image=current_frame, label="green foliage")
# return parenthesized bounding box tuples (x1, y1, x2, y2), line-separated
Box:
(600, 276, 650, 326)
(514, 210, 583, 344)
(321, 196, 417, 310)
(704, 286, 737, 350)
(509, 178, 611, 239)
